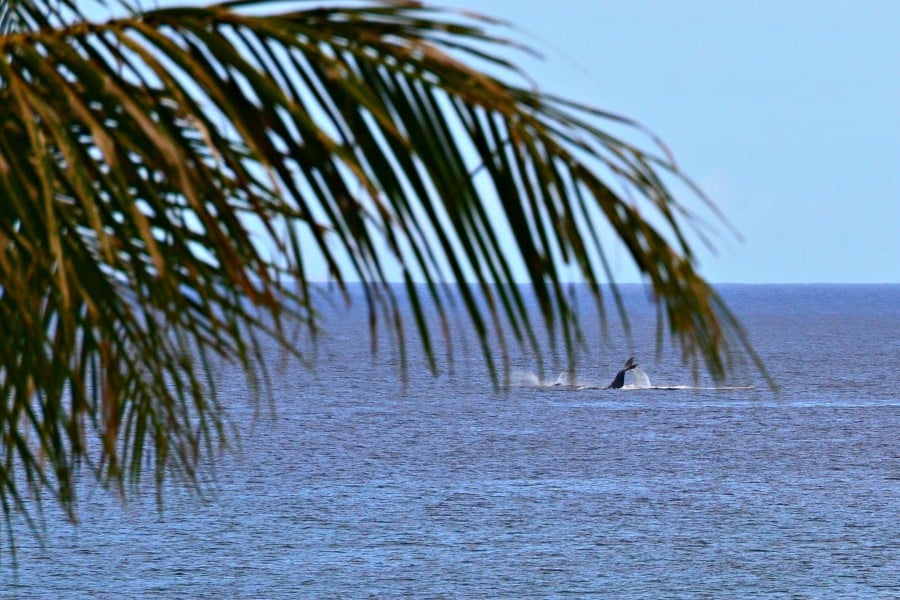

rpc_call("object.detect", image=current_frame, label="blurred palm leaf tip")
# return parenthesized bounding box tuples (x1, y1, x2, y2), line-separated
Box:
(0, 0, 764, 545)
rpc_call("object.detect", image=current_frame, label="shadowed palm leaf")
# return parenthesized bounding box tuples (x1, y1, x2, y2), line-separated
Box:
(0, 0, 765, 549)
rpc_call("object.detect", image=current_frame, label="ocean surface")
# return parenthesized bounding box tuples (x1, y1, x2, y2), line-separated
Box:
(3, 284, 898, 598)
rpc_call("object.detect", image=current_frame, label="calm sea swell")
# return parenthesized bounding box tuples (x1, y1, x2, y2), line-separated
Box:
(3, 285, 898, 597)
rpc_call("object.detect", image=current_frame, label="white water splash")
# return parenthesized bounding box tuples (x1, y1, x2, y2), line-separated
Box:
(555, 371, 576, 386)
(513, 368, 753, 392)
(632, 367, 652, 389)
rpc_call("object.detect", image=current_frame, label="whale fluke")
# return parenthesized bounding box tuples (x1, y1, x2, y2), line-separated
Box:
(607, 356, 638, 389)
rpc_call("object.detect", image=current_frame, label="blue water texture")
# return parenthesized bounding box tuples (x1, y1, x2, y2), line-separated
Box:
(3, 284, 898, 597)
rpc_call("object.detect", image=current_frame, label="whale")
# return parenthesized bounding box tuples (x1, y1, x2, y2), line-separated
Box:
(607, 356, 638, 389)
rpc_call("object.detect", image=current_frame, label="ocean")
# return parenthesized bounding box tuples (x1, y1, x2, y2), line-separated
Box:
(3, 284, 898, 598)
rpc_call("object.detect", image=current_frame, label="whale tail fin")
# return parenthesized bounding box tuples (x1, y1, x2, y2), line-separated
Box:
(607, 356, 639, 389)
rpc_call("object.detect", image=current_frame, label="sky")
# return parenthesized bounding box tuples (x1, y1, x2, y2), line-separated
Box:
(74, 0, 900, 284)
(437, 0, 900, 283)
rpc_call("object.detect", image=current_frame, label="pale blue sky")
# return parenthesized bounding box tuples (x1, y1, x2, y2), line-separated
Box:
(77, 0, 899, 283)
(440, 0, 900, 283)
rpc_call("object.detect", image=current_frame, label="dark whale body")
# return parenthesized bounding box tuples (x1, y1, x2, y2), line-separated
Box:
(607, 356, 638, 389)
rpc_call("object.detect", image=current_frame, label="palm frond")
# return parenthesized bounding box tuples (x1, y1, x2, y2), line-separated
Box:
(0, 0, 768, 552)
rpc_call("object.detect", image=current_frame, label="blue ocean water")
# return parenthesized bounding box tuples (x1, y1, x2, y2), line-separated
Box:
(3, 284, 899, 597)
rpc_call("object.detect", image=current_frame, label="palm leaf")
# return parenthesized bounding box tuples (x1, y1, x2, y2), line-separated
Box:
(0, 0, 768, 552)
